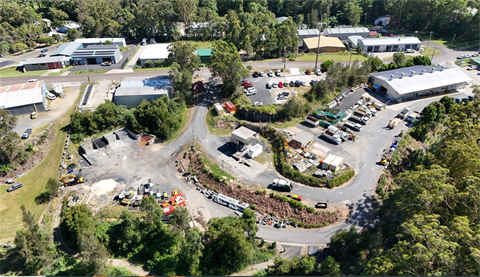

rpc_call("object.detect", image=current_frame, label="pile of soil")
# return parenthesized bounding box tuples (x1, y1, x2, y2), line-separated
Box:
(139, 135, 153, 145)
(183, 150, 341, 225)
(215, 119, 239, 130)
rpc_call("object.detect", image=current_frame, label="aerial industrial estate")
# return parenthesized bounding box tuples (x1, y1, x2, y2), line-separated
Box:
(0, 0, 479, 276)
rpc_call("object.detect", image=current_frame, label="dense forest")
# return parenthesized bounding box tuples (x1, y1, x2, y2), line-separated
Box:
(323, 93, 480, 275)
(1, 0, 479, 55)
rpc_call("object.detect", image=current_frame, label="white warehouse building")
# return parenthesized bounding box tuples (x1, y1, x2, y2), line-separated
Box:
(138, 43, 171, 66)
(323, 27, 369, 40)
(369, 65, 471, 101)
(358, 36, 421, 53)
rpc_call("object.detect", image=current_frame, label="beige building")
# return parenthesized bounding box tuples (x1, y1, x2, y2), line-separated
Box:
(303, 36, 346, 53)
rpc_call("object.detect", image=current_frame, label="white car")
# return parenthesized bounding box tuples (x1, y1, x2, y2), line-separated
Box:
(267, 70, 273, 77)
(465, 54, 472, 58)
(315, 69, 322, 75)
(272, 82, 278, 88)
(246, 88, 257, 96)
(467, 65, 476, 70)
(405, 49, 415, 53)
(253, 102, 263, 106)
(472, 53, 478, 57)
(27, 79, 38, 83)
(276, 69, 281, 76)
(259, 71, 264, 77)
(457, 55, 465, 59)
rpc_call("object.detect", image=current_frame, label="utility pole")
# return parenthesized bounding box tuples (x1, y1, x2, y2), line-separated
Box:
(314, 14, 324, 70)
(283, 46, 286, 70)
(431, 44, 437, 62)
(85, 62, 90, 82)
(192, 129, 195, 144)
(364, 12, 367, 27)
(427, 31, 433, 51)
(450, 34, 456, 48)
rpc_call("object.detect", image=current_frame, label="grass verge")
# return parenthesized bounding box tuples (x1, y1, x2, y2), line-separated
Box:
(48, 65, 73, 76)
(0, 86, 81, 239)
(70, 69, 109, 75)
(163, 106, 191, 144)
(187, 41, 214, 50)
(133, 67, 171, 72)
(0, 67, 49, 78)
(206, 108, 239, 136)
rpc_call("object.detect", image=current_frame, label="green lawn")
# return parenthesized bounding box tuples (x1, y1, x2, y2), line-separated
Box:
(0, 67, 49, 78)
(187, 41, 214, 50)
(295, 52, 367, 62)
(70, 69, 109, 75)
(48, 65, 73, 76)
(0, 88, 81, 239)
(133, 67, 171, 72)
(119, 45, 131, 52)
(421, 46, 442, 57)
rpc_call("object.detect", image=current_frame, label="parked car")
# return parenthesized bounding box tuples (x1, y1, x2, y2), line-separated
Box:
(295, 80, 301, 87)
(283, 82, 288, 87)
(465, 54, 472, 58)
(39, 54, 46, 57)
(246, 88, 257, 96)
(30, 112, 37, 119)
(252, 71, 259, 77)
(472, 53, 478, 57)
(457, 55, 465, 59)
(281, 91, 290, 96)
(259, 71, 264, 77)
(253, 102, 263, 106)
(276, 69, 281, 76)
(405, 49, 415, 53)
(289, 80, 295, 87)
(4, 179, 14, 184)
(41, 48, 48, 53)
(267, 70, 273, 77)
(278, 82, 283, 88)
(27, 79, 38, 83)
(301, 81, 307, 86)
(305, 69, 311, 75)
(244, 83, 253, 88)
(315, 69, 322, 75)
(272, 82, 278, 88)
(310, 80, 316, 86)
(266, 82, 272, 89)
(277, 94, 287, 100)
(21, 129, 32, 139)
(100, 62, 111, 66)
(467, 65, 477, 70)
(7, 182, 23, 192)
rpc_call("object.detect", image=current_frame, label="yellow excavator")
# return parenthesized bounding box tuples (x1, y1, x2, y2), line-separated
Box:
(60, 175, 84, 186)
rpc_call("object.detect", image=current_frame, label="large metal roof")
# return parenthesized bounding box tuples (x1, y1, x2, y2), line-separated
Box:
(50, 42, 82, 56)
(231, 126, 256, 140)
(303, 36, 346, 50)
(0, 81, 45, 108)
(140, 43, 171, 60)
(297, 29, 320, 36)
(359, 36, 421, 46)
(372, 66, 472, 95)
(23, 56, 69, 65)
(324, 27, 369, 35)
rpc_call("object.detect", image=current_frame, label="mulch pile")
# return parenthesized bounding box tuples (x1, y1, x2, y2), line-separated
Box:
(184, 151, 341, 225)
(139, 135, 153, 145)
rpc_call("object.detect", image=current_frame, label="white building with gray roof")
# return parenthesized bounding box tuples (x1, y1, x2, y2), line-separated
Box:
(324, 27, 369, 40)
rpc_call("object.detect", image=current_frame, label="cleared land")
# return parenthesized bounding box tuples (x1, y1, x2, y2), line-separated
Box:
(0, 67, 48, 78)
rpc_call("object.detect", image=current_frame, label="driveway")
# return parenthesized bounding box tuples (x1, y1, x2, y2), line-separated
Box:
(13, 85, 81, 134)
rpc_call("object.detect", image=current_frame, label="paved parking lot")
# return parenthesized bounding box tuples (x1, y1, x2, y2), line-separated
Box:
(245, 69, 326, 105)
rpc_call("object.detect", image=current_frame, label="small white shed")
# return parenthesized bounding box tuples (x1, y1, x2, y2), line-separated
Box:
(329, 156, 344, 171)
(214, 103, 224, 115)
(322, 154, 336, 169)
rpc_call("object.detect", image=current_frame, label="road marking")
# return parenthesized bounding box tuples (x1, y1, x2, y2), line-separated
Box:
(372, 167, 374, 170)
(295, 188, 298, 190)
(339, 192, 343, 194)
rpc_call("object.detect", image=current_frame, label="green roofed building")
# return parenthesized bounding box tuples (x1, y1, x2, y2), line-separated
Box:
(197, 49, 213, 63)
(471, 57, 480, 66)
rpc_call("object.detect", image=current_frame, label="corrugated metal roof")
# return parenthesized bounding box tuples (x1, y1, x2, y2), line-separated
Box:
(196, 49, 213, 56)
(75, 38, 126, 45)
(292, 132, 314, 144)
(0, 81, 45, 108)
(303, 36, 346, 50)
(325, 27, 369, 35)
(372, 66, 471, 95)
(276, 16, 288, 23)
(231, 126, 256, 140)
(297, 29, 320, 36)
(85, 44, 118, 50)
(140, 43, 171, 60)
(359, 36, 421, 46)
(114, 86, 169, 96)
(50, 42, 82, 56)
(23, 56, 69, 65)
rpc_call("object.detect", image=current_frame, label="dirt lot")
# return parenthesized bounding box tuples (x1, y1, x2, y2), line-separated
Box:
(181, 149, 342, 226)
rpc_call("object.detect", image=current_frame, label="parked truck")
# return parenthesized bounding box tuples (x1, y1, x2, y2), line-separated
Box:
(388, 118, 402, 129)
(350, 115, 368, 125)
(357, 108, 372, 117)
(397, 107, 411, 119)
(344, 121, 362, 131)
(354, 109, 367, 117)
(304, 115, 320, 127)
(406, 111, 420, 122)
(322, 130, 342, 144)
(271, 179, 293, 192)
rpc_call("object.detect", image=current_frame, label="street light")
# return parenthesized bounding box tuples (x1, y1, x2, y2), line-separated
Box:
(427, 31, 433, 51)
(364, 12, 367, 26)
(314, 14, 324, 70)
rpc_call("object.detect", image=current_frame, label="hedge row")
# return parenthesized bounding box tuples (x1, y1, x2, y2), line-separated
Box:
(327, 169, 355, 188)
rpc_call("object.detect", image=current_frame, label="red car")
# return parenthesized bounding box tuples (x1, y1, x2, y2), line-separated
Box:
(305, 69, 311, 75)
(244, 83, 253, 88)
(240, 79, 248, 85)
(278, 82, 284, 88)
(162, 204, 175, 215)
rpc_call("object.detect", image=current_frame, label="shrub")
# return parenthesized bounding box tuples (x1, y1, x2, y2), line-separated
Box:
(250, 204, 256, 210)
(307, 207, 316, 213)
(327, 170, 355, 188)
(154, 60, 163, 67)
(144, 60, 153, 68)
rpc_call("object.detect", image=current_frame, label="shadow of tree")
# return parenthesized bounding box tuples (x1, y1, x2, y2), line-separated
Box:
(34, 192, 51, 205)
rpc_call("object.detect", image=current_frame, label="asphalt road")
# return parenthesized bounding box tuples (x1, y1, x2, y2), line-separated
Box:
(0, 44, 60, 68)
